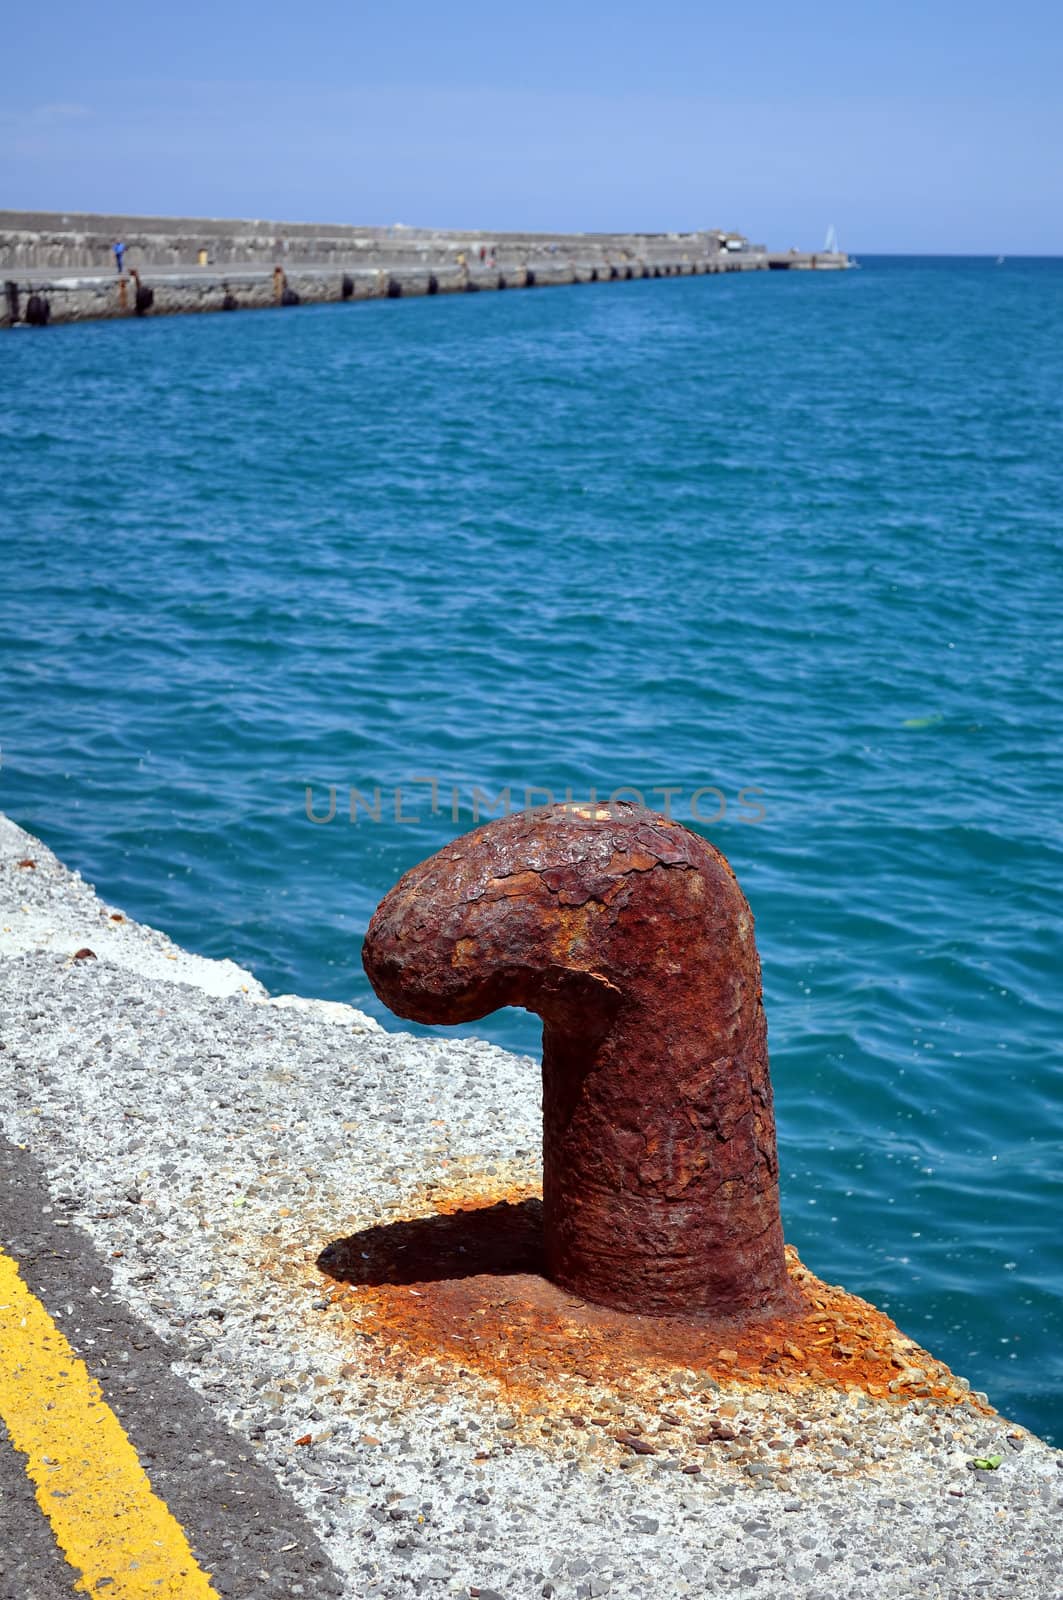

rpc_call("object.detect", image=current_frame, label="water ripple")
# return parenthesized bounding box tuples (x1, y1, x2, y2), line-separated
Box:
(2, 258, 1061, 1441)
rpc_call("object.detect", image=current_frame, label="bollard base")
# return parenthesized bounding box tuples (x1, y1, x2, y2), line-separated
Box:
(312, 1180, 989, 1440)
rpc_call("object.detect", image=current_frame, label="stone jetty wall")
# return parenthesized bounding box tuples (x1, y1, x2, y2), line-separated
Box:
(0, 210, 777, 328)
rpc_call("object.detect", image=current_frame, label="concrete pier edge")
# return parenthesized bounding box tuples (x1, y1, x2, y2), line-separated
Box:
(0, 810, 1059, 1598)
(1, 210, 850, 328)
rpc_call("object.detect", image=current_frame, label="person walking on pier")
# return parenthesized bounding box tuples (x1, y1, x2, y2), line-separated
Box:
(113, 240, 126, 275)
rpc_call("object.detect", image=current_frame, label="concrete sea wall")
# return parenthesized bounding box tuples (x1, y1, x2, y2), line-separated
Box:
(0, 210, 846, 328)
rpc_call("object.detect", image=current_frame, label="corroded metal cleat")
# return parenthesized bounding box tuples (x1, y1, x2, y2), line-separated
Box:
(362, 803, 791, 1320)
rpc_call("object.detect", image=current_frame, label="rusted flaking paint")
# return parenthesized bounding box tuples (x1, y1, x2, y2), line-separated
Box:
(362, 804, 791, 1319)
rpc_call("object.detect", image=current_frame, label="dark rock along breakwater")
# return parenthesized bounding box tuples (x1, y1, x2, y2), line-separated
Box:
(0, 209, 850, 327)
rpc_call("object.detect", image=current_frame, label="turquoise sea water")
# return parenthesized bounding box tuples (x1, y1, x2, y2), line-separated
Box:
(2, 257, 1061, 1442)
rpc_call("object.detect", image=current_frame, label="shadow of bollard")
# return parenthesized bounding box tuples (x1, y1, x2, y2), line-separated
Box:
(318, 1199, 545, 1286)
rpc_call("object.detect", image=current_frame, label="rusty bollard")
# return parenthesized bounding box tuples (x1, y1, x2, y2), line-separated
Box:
(362, 803, 790, 1320)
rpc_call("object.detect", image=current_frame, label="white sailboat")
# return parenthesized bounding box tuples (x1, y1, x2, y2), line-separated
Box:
(823, 222, 859, 268)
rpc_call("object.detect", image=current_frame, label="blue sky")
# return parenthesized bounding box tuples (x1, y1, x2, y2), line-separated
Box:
(2, 0, 1060, 252)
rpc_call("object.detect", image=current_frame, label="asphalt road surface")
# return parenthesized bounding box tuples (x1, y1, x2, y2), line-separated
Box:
(0, 1137, 343, 1599)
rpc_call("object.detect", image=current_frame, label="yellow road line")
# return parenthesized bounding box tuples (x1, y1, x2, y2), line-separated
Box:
(0, 1249, 218, 1598)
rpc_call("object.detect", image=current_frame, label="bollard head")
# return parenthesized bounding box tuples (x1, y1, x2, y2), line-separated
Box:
(363, 803, 790, 1320)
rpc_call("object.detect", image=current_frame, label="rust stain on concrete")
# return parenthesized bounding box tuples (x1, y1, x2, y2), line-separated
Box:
(310, 1202, 978, 1418)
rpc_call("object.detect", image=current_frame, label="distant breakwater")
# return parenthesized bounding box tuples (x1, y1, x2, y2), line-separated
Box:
(0, 210, 848, 328)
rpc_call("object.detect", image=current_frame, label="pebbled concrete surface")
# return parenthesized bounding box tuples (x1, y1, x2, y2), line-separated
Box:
(0, 1137, 345, 1599)
(1, 812, 1061, 1600)
(0, 813, 266, 999)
